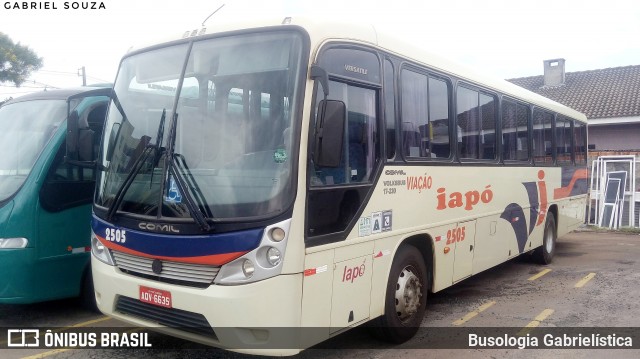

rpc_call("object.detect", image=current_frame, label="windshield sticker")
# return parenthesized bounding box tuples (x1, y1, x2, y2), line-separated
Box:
(358, 217, 371, 237)
(371, 212, 382, 234)
(165, 176, 183, 204)
(382, 210, 392, 232)
(274, 148, 287, 164)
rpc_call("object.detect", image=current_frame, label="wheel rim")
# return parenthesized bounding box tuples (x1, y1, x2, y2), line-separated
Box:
(394, 265, 423, 323)
(545, 224, 554, 254)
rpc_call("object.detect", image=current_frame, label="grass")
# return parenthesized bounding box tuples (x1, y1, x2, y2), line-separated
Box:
(582, 225, 640, 234)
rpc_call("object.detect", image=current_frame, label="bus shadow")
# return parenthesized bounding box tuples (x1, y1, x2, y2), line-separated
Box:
(0, 297, 96, 327)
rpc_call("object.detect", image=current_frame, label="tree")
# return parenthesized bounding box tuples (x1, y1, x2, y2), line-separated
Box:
(0, 32, 43, 87)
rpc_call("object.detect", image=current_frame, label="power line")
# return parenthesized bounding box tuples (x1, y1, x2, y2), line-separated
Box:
(86, 75, 110, 83)
(0, 78, 59, 89)
(37, 67, 111, 84)
(39, 69, 79, 76)
(0, 88, 44, 93)
(0, 84, 49, 89)
(26, 79, 60, 89)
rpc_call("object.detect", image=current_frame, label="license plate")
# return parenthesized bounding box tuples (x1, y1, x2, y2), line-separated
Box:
(139, 286, 172, 308)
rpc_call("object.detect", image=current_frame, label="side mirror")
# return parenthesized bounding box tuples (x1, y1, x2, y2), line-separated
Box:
(314, 99, 346, 167)
(66, 109, 96, 167)
(66, 110, 80, 161)
(310, 65, 329, 98)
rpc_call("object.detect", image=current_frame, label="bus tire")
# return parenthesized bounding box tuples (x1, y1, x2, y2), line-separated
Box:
(533, 214, 556, 265)
(371, 245, 427, 344)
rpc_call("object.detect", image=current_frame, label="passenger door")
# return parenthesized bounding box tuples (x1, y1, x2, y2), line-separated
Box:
(305, 47, 382, 247)
(306, 80, 380, 244)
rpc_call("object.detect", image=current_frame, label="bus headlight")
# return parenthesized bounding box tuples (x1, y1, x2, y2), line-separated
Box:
(91, 232, 114, 266)
(215, 219, 291, 285)
(242, 260, 255, 278)
(0, 237, 28, 249)
(266, 247, 282, 266)
(268, 227, 286, 242)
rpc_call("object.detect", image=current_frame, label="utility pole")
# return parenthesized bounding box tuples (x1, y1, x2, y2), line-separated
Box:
(78, 66, 86, 86)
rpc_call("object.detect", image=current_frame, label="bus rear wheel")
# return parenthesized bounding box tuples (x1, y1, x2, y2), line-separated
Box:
(533, 214, 556, 265)
(371, 245, 427, 343)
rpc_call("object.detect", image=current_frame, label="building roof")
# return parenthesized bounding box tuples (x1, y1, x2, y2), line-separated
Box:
(507, 65, 640, 119)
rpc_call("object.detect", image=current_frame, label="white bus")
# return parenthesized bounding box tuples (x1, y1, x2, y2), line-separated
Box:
(91, 16, 588, 354)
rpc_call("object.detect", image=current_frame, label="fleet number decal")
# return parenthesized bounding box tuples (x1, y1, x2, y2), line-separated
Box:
(105, 228, 127, 243)
(446, 226, 466, 245)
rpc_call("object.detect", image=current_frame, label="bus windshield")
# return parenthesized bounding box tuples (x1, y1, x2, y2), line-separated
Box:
(95, 31, 303, 224)
(0, 99, 67, 202)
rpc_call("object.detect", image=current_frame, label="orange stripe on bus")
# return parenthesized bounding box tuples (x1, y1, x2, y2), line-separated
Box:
(553, 168, 588, 199)
(96, 235, 247, 266)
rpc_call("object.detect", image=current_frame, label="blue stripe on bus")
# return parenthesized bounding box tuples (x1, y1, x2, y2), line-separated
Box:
(91, 215, 262, 258)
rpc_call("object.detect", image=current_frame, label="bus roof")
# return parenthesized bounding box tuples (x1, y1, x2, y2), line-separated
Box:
(129, 16, 587, 122)
(5, 85, 111, 105)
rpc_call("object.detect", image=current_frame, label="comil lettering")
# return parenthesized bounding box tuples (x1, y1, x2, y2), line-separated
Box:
(138, 223, 180, 233)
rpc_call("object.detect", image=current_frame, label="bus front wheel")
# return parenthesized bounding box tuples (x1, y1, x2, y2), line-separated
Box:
(533, 214, 557, 265)
(371, 245, 427, 343)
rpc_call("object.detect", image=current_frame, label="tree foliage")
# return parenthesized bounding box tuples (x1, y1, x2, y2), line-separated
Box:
(0, 97, 12, 106)
(0, 32, 43, 87)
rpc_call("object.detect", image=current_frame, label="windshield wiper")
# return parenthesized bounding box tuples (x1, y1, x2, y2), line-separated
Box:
(161, 113, 212, 231)
(149, 109, 167, 187)
(105, 109, 167, 221)
(174, 153, 213, 219)
(105, 142, 154, 221)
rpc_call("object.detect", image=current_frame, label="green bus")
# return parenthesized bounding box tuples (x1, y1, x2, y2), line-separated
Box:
(0, 86, 110, 305)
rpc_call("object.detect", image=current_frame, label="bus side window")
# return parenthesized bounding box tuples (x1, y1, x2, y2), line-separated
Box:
(502, 100, 529, 162)
(308, 80, 379, 238)
(573, 121, 587, 164)
(40, 143, 97, 212)
(532, 109, 554, 165)
(384, 59, 396, 160)
(311, 82, 376, 186)
(399, 71, 451, 160)
(456, 86, 496, 161)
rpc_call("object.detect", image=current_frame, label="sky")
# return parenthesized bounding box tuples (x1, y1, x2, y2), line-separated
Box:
(1, 0, 639, 99)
